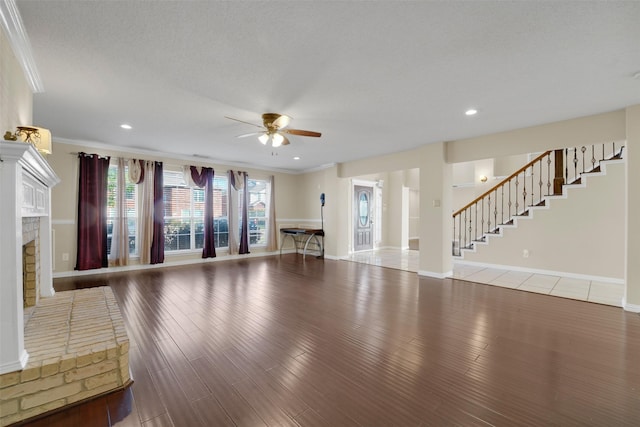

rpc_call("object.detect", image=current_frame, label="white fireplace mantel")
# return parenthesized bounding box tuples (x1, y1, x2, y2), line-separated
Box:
(0, 141, 60, 374)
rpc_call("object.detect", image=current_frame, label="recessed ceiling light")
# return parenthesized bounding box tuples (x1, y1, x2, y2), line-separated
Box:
(465, 109, 478, 116)
(293, 156, 301, 160)
(120, 124, 132, 130)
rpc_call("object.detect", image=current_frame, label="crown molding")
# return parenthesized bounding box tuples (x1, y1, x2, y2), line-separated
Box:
(53, 137, 305, 175)
(0, 0, 44, 93)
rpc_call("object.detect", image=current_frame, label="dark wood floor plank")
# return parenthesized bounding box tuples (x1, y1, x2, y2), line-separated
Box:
(190, 356, 266, 427)
(149, 368, 204, 426)
(106, 388, 142, 427)
(21, 255, 640, 426)
(127, 346, 167, 424)
(190, 395, 235, 427)
(223, 346, 309, 418)
(140, 413, 173, 427)
(266, 364, 360, 427)
(153, 338, 210, 402)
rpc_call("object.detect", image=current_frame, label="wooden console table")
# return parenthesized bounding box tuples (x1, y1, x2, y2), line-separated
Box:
(280, 228, 324, 259)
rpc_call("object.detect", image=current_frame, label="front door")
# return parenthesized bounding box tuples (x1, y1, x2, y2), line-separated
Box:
(353, 185, 373, 251)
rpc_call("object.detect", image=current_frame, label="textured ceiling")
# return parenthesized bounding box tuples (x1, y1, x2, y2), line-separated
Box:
(14, 1, 640, 173)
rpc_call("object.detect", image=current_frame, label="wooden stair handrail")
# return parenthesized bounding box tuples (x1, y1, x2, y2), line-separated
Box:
(452, 150, 552, 217)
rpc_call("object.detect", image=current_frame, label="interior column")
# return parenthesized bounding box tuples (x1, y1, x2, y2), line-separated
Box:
(418, 142, 453, 278)
(625, 105, 640, 312)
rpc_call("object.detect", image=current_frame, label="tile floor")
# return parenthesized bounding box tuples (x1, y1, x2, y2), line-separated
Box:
(345, 248, 420, 273)
(344, 249, 624, 307)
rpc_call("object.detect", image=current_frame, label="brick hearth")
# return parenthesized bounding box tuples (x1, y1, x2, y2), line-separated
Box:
(0, 287, 131, 426)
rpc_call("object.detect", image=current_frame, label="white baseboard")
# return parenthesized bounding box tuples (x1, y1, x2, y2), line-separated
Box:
(418, 270, 452, 279)
(622, 298, 640, 313)
(53, 250, 293, 278)
(453, 260, 625, 285)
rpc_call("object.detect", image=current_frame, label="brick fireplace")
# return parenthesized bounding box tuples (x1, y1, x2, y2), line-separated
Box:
(22, 218, 40, 308)
(0, 141, 59, 375)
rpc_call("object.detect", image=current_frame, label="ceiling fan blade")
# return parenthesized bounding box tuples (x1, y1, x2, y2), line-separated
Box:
(224, 116, 264, 129)
(272, 114, 292, 129)
(281, 128, 322, 137)
(237, 131, 264, 138)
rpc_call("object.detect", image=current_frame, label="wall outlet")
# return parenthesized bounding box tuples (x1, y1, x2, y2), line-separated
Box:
(523, 249, 529, 258)
(62, 253, 69, 261)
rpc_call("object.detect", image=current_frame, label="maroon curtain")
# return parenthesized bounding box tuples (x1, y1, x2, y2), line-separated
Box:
(239, 172, 250, 254)
(191, 166, 216, 258)
(75, 153, 111, 270)
(151, 161, 164, 264)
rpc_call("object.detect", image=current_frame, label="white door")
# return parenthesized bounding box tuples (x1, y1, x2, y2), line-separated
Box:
(353, 185, 374, 251)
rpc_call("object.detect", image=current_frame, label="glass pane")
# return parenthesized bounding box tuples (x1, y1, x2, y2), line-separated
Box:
(214, 217, 228, 247)
(359, 192, 369, 226)
(106, 219, 114, 255)
(164, 186, 191, 218)
(194, 219, 204, 249)
(164, 219, 190, 251)
(127, 219, 137, 254)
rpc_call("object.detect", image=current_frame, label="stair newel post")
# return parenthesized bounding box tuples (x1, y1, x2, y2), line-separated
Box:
(547, 152, 552, 196)
(564, 148, 569, 186)
(452, 214, 456, 256)
(554, 149, 564, 195)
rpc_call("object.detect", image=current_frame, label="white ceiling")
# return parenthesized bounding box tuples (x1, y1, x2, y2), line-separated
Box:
(14, 1, 640, 173)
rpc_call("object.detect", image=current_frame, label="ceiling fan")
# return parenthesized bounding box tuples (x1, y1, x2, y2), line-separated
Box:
(225, 113, 321, 147)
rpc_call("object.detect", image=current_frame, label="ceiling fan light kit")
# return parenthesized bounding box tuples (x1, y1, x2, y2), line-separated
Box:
(226, 113, 321, 148)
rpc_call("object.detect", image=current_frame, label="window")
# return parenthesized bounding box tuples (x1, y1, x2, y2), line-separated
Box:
(107, 168, 271, 255)
(106, 164, 138, 255)
(246, 179, 269, 245)
(212, 176, 229, 247)
(163, 171, 228, 251)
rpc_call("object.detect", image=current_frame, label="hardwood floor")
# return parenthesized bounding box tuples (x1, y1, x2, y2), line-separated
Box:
(20, 255, 640, 426)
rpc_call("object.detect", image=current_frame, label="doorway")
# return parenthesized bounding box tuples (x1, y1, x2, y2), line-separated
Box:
(353, 184, 374, 252)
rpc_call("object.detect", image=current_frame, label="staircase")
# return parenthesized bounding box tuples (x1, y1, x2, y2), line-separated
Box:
(452, 142, 625, 258)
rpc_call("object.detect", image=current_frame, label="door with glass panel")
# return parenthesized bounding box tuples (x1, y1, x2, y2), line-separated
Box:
(353, 185, 374, 251)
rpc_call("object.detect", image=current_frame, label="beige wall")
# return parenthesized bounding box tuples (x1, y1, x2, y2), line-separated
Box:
(0, 29, 32, 136)
(338, 147, 422, 178)
(446, 110, 626, 163)
(386, 170, 406, 248)
(460, 160, 626, 279)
